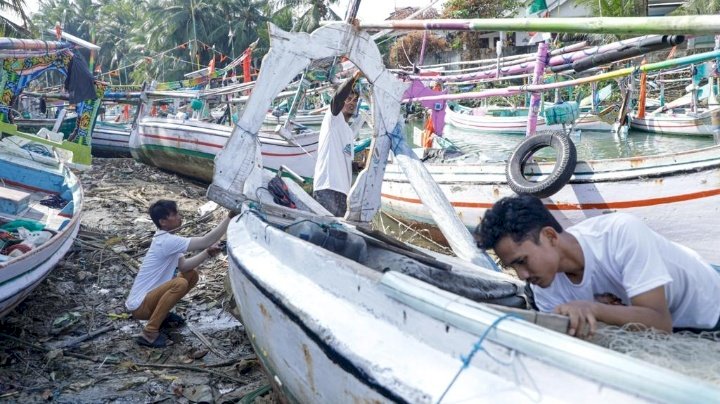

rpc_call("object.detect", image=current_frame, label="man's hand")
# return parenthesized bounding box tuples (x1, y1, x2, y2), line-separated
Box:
(206, 242, 223, 257)
(554, 300, 598, 339)
(352, 70, 362, 80)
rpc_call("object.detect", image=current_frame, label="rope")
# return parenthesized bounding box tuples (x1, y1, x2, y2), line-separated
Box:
(21, 143, 52, 157)
(437, 313, 520, 404)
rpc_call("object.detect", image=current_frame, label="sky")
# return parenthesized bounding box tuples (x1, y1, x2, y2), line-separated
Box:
(9, 0, 446, 25)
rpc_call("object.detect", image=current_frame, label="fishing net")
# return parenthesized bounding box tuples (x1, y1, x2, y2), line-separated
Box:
(590, 324, 720, 386)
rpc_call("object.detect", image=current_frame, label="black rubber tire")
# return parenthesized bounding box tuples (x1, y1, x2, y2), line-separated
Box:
(506, 131, 577, 198)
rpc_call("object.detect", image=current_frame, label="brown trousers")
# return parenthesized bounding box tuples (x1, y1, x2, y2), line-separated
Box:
(131, 270, 198, 335)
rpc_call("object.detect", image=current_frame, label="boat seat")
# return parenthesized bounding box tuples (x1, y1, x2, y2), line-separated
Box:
(0, 186, 31, 215)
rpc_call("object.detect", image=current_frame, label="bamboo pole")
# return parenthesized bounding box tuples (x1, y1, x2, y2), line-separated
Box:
(402, 49, 720, 103)
(526, 42, 548, 137)
(350, 16, 720, 35)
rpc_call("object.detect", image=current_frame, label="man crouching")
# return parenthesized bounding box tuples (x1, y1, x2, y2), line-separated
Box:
(125, 200, 232, 347)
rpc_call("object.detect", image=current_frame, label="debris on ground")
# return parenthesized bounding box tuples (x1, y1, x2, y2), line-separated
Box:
(0, 159, 276, 403)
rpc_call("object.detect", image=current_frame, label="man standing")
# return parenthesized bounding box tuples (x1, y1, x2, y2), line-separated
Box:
(126, 200, 231, 348)
(312, 70, 362, 217)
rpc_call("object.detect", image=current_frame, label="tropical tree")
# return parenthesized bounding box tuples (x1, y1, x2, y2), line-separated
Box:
(0, 0, 32, 37)
(384, 8, 446, 67)
(670, 0, 720, 15)
(441, 0, 521, 59)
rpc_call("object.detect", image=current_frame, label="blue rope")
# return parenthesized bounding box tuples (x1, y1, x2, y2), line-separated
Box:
(436, 313, 521, 404)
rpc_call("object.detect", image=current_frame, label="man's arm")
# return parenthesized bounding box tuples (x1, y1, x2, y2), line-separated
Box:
(330, 71, 361, 116)
(187, 215, 232, 251)
(554, 286, 672, 338)
(177, 243, 223, 272)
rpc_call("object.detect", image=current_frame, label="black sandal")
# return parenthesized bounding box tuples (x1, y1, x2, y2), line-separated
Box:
(135, 333, 171, 348)
(161, 312, 186, 329)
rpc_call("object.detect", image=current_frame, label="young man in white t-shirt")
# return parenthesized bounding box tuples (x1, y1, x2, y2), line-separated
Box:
(312, 70, 362, 216)
(476, 195, 720, 338)
(125, 200, 232, 347)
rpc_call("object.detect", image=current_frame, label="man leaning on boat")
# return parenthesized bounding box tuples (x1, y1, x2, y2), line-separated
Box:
(477, 195, 720, 338)
(312, 70, 362, 217)
(125, 200, 233, 348)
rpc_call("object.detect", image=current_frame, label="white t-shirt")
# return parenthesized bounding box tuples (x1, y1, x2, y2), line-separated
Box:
(533, 213, 720, 329)
(313, 108, 354, 194)
(125, 231, 190, 311)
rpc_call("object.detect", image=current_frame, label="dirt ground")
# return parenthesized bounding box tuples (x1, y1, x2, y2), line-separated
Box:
(0, 158, 275, 403)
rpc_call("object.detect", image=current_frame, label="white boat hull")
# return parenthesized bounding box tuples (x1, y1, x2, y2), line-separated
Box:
(446, 106, 611, 134)
(227, 203, 719, 403)
(629, 110, 716, 136)
(92, 122, 131, 156)
(130, 117, 319, 182)
(381, 145, 720, 263)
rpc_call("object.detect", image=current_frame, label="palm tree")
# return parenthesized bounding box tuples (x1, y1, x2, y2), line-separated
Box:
(671, 0, 720, 15)
(0, 0, 32, 37)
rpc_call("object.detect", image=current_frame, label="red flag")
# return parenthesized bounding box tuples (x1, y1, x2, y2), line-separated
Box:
(208, 57, 216, 76)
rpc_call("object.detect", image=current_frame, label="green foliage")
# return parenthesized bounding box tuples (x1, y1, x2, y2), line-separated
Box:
(441, 0, 521, 58)
(27, 0, 342, 85)
(670, 0, 720, 15)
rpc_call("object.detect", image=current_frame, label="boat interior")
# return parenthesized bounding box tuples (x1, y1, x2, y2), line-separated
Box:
(0, 160, 74, 263)
(247, 197, 570, 332)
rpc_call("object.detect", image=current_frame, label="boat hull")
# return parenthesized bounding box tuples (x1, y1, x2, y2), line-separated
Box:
(381, 145, 720, 262)
(227, 205, 718, 403)
(629, 110, 716, 136)
(0, 155, 82, 318)
(91, 121, 131, 157)
(130, 117, 319, 183)
(446, 106, 611, 134)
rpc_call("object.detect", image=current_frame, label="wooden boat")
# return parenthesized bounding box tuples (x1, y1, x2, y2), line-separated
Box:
(446, 104, 611, 134)
(207, 22, 720, 402)
(92, 121, 132, 156)
(381, 142, 720, 263)
(263, 109, 326, 127)
(130, 114, 320, 183)
(628, 108, 718, 136)
(14, 112, 78, 139)
(0, 145, 83, 318)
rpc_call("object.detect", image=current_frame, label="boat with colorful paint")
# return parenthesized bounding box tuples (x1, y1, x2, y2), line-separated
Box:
(0, 147, 83, 318)
(208, 21, 720, 402)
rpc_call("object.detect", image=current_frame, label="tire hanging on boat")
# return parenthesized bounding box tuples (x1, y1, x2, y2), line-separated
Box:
(506, 131, 577, 198)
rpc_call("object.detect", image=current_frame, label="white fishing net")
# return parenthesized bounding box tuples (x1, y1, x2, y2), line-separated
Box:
(591, 324, 720, 386)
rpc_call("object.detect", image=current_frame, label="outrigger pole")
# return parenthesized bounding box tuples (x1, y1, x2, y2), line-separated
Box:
(346, 16, 720, 36)
(402, 49, 720, 103)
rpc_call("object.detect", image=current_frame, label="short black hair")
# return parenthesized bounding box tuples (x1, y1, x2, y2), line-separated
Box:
(476, 195, 563, 250)
(149, 199, 177, 228)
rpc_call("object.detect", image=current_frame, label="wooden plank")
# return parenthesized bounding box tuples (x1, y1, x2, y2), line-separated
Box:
(487, 304, 569, 334)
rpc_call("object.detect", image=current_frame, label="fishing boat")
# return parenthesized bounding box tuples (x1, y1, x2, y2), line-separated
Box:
(628, 108, 718, 136)
(0, 36, 95, 317)
(207, 21, 720, 402)
(446, 103, 612, 134)
(92, 120, 132, 156)
(384, 48, 720, 264)
(0, 145, 83, 318)
(0, 37, 103, 169)
(131, 110, 320, 183)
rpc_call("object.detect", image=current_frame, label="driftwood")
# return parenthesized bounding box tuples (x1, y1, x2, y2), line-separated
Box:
(187, 325, 224, 357)
(49, 325, 114, 349)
